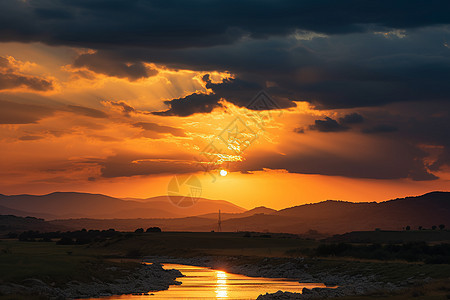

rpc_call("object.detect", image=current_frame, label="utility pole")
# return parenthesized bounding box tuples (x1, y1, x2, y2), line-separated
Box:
(218, 209, 222, 232)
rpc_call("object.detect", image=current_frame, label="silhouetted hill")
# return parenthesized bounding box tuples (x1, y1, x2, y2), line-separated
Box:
(2, 192, 448, 235)
(269, 191, 450, 234)
(0, 215, 68, 234)
(197, 206, 276, 220)
(48, 192, 449, 234)
(0, 205, 57, 220)
(0, 192, 245, 220)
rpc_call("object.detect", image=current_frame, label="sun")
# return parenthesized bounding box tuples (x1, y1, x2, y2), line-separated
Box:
(219, 169, 228, 177)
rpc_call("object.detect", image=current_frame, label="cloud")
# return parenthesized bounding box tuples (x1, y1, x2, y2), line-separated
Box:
(1, 1, 450, 49)
(133, 122, 186, 138)
(293, 127, 305, 134)
(153, 92, 221, 116)
(0, 99, 55, 124)
(18, 135, 45, 141)
(0, 73, 53, 91)
(236, 138, 438, 181)
(339, 112, 364, 124)
(309, 117, 348, 132)
(0, 56, 53, 91)
(154, 75, 295, 116)
(1, 2, 450, 111)
(99, 152, 197, 178)
(66, 105, 108, 118)
(102, 100, 135, 116)
(0, 99, 111, 125)
(362, 124, 398, 134)
(73, 53, 158, 81)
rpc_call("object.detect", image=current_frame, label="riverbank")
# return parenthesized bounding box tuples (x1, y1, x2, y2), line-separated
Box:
(144, 255, 431, 299)
(0, 262, 182, 299)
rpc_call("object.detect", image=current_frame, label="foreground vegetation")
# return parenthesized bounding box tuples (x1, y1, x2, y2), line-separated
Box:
(1, 230, 450, 299)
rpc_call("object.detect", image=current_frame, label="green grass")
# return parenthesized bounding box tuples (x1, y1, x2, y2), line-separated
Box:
(1, 232, 449, 299)
(0, 240, 137, 285)
(93, 231, 318, 257)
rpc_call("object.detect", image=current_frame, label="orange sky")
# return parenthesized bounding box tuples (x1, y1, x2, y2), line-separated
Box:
(0, 42, 448, 210)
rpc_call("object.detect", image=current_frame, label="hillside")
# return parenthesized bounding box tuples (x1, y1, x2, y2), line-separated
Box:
(52, 192, 449, 234)
(0, 205, 57, 220)
(0, 192, 245, 220)
(197, 206, 276, 220)
(0, 215, 68, 234)
(1, 191, 448, 235)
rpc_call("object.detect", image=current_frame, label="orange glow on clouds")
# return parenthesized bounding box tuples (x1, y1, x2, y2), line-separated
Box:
(0, 41, 448, 209)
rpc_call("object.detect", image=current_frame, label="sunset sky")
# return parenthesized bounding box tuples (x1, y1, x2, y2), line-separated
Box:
(0, 0, 449, 209)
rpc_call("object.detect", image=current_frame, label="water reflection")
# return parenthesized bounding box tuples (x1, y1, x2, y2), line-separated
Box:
(85, 263, 330, 300)
(215, 270, 228, 299)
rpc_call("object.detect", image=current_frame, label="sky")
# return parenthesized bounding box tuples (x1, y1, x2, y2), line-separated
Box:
(0, 0, 449, 209)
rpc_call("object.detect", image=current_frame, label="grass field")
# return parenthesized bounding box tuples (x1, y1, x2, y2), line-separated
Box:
(93, 231, 318, 257)
(0, 239, 137, 285)
(1, 231, 450, 299)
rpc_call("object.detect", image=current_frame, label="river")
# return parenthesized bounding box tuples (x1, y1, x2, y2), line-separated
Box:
(93, 263, 329, 299)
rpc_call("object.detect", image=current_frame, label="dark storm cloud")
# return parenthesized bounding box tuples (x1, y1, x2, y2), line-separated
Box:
(67, 26, 450, 112)
(1, 0, 449, 181)
(154, 75, 295, 116)
(339, 113, 364, 124)
(362, 124, 398, 134)
(309, 117, 348, 132)
(1, 1, 450, 110)
(73, 53, 158, 81)
(153, 93, 221, 117)
(1, 0, 450, 48)
(133, 122, 186, 137)
(236, 140, 438, 181)
(280, 102, 450, 180)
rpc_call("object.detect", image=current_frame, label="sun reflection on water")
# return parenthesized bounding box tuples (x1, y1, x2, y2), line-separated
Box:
(215, 270, 228, 298)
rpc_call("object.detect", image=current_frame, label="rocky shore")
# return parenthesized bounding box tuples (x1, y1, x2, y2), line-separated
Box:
(145, 256, 404, 299)
(0, 262, 183, 299)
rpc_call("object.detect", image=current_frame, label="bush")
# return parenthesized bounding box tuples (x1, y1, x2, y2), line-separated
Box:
(146, 227, 162, 233)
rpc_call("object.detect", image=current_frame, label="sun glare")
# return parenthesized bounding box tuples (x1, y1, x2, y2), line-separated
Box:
(219, 169, 228, 177)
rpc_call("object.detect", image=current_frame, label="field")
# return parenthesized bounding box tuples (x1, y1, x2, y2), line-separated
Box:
(0, 239, 137, 286)
(1, 231, 450, 299)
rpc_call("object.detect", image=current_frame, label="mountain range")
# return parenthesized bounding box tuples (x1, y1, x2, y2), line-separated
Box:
(0, 192, 245, 219)
(0, 191, 449, 234)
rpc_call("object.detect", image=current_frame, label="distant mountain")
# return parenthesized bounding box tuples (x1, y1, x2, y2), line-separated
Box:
(0, 215, 68, 234)
(197, 206, 276, 220)
(2, 191, 449, 235)
(0, 205, 57, 220)
(49, 192, 449, 234)
(0, 192, 245, 220)
(219, 192, 450, 234)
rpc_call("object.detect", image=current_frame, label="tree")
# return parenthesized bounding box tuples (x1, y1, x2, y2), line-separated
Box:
(146, 227, 162, 233)
(406, 226, 411, 231)
(134, 228, 144, 234)
(432, 225, 437, 230)
(439, 224, 445, 230)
